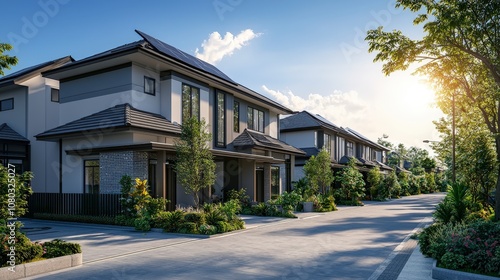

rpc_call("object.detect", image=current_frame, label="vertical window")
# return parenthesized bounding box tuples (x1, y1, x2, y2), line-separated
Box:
(51, 88, 60, 102)
(247, 107, 264, 132)
(182, 84, 200, 121)
(0, 98, 14, 111)
(323, 134, 331, 153)
(144, 76, 155, 95)
(347, 142, 354, 157)
(216, 91, 226, 147)
(84, 160, 100, 194)
(233, 101, 239, 133)
(271, 166, 280, 199)
(337, 136, 345, 160)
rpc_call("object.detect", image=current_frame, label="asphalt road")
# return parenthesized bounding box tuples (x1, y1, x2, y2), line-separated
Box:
(23, 193, 444, 280)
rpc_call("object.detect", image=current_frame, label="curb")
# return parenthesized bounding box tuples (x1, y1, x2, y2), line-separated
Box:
(0, 253, 82, 280)
(432, 260, 500, 280)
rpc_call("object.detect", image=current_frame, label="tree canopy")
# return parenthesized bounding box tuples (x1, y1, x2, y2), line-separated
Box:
(0, 43, 17, 76)
(175, 117, 216, 208)
(366, 0, 500, 220)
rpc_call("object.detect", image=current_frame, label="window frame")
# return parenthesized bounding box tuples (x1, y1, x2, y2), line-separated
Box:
(144, 76, 156, 95)
(215, 91, 226, 147)
(323, 133, 331, 154)
(346, 141, 354, 157)
(51, 88, 60, 102)
(84, 159, 100, 194)
(0, 98, 14, 111)
(233, 101, 240, 133)
(182, 83, 200, 121)
(247, 106, 264, 133)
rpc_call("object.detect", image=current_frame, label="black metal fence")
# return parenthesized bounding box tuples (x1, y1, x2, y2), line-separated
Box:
(28, 193, 122, 217)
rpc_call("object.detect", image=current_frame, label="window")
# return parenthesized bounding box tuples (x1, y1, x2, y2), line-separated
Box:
(144, 76, 155, 95)
(247, 107, 264, 132)
(0, 98, 13, 111)
(337, 136, 345, 160)
(346, 141, 354, 157)
(216, 91, 226, 147)
(84, 160, 100, 194)
(323, 133, 331, 153)
(271, 166, 280, 199)
(233, 101, 239, 132)
(51, 88, 60, 102)
(182, 84, 200, 121)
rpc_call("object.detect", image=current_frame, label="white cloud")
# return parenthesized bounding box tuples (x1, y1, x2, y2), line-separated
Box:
(195, 29, 260, 65)
(262, 85, 370, 128)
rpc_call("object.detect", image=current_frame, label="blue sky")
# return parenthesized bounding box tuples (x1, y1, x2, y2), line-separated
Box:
(2, 0, 443, 151)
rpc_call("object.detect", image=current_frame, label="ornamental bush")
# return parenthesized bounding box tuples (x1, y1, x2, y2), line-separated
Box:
(419, 220, 500, 275)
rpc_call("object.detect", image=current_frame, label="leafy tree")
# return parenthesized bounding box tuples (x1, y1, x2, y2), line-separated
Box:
(366, 0, 500, 220)
(398, 171, 410, 196)
(0, 166, 33, 223)
(175, 117, 216, 208)
(0, 43, 17, 76)
(367, 166, 382, 199)
(334, 158, 365, 204)
(303, 148, 334, 194)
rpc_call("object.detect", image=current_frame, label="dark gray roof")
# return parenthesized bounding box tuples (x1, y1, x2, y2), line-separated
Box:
(36, 103, 181, 140)
(233, 129, 305, 155)
(344, 127, 389, 151)
(0, 56, 73, 88)
(0, 123, 29, 142)
(280, 111, 341, 132)
(299, 147, 321, 157)
(136, 30, 235, 84)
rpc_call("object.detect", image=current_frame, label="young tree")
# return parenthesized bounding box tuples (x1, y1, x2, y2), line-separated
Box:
(366, 0, 500, 220)
(0, 43, 17, 76)
(367, 166, 382, 199)
(335, 158, 366, 204)
(303, 148, 334, 194)
(175, 117, 216, 208)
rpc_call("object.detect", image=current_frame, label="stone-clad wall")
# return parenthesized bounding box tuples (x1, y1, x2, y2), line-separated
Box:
(99, 151, 149, 194)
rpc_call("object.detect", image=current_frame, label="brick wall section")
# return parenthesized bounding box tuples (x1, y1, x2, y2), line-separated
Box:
(99, 151, 149, 194)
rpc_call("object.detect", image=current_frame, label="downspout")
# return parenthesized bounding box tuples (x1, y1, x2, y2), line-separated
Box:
(59, 138, 62, 193)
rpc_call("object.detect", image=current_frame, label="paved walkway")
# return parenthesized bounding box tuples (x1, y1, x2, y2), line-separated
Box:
(21, 193, 444, 279)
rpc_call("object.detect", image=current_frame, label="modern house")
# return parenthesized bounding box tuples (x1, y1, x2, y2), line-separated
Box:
(19, 30, 305, 209)
(279, 111, 392, 183)
(0, 56, 74, 191)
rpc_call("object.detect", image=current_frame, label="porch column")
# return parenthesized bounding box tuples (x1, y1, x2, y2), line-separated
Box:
(263, 163, 272, 202)
(156, 151, 166, 199)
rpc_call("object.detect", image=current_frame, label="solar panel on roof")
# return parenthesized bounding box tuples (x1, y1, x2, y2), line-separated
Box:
(135, 30, 235, 84)
(314, 114, 339, 128)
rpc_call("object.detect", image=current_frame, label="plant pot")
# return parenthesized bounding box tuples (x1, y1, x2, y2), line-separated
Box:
(303, 201, 314, 212)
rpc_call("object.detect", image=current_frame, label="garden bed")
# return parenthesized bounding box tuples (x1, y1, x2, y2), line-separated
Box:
(0, 253, 82, 280)
(432, 260, 500, 280)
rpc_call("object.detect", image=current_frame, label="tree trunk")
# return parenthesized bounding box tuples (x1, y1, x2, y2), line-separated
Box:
(495, 139, 500, 221)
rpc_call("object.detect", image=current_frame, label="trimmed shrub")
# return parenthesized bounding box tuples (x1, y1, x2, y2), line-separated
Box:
(43, 239, 81, 259)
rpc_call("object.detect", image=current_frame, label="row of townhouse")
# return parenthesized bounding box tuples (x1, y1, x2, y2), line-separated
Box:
(0, 30, 390, 210)
(280, 111, 393, 184)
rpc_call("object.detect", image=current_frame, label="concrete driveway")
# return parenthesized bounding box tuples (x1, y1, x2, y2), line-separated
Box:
(22, 193, 444, 280)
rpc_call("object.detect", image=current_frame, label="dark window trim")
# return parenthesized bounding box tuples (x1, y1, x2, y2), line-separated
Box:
(144, 76, 156, 95)
(247, 106, 264, 133)
(182, 83, 201, 122)
(215, 90, 226, 147)
(51, 88, 60, 103)
(233, 100, 240, 133)
(84, 159, 100, 194)
(0, 98, 14, 111)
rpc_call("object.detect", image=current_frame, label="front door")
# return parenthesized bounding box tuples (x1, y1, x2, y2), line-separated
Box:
(166, 164, 177, 211)
(256, 167, 264, 202)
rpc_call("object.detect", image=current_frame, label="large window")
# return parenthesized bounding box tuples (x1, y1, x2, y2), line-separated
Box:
(346, 141, 354, 157)
(323, 133, 331, 154)
(271, 166, 280, 199)
(216, 91, 226, 147)
(247, 107, 264, 132)
(0, 98, 14, 111)
(337, 136, 345, 160)
(233, 101, 239, 133)
(84, 160, 100, 194)
(182, 84, 200, 121)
